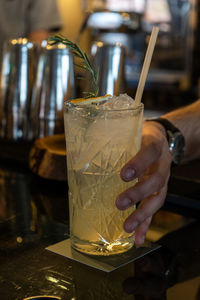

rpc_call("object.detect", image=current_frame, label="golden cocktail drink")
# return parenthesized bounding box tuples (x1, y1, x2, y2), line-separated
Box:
(64, 94, 143, 255)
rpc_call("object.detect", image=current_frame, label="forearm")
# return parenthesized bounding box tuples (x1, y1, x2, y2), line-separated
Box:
(162, 99, 200, 162)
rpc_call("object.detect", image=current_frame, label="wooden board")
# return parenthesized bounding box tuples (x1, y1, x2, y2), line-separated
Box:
(29, 134, 67, 181)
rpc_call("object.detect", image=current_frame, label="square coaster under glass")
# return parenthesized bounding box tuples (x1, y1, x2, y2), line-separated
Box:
(46, 238, 161, 273)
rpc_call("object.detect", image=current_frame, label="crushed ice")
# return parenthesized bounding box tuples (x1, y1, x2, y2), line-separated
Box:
(102, 93, 134, 110)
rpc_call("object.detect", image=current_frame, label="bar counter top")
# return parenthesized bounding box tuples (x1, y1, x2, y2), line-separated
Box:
(0, 157, 199, 300)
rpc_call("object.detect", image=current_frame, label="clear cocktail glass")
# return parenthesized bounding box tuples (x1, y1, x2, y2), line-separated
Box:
(64, 95, 144, 256)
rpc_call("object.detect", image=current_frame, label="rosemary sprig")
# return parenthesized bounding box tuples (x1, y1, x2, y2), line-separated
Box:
(48, 34, 99, 98)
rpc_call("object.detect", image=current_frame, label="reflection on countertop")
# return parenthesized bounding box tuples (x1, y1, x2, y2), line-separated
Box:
(0, 156, 199, 299)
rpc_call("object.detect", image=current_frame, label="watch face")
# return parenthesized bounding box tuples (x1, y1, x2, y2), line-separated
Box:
(168, 132, 185, 164)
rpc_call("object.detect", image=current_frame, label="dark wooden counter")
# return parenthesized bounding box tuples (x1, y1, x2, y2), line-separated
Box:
(0, 157, 199, 299)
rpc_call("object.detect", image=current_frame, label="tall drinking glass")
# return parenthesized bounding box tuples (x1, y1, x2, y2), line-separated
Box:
(64, 96, 143, 256)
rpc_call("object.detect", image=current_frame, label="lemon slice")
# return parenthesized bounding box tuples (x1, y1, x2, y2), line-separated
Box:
(71, 94, 112, 105)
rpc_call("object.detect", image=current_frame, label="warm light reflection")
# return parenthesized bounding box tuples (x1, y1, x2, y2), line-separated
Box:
(11, 38, 28, 45)
(57, 284, 69, 291)
(46, 43, 67, 50)
(11, 39, 18, 45)
(16, 236, 23, 243)
(96, 41, 103, 48)
(46, 276, 59, 283)
(45, 276, 70, 291)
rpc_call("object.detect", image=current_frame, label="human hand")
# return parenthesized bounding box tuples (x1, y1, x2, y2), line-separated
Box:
(116, 121, 173, 244)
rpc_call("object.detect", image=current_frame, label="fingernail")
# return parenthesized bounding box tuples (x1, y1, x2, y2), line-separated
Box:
(123, 168, 135, 180)
(116, 196, 131, 210)
(122, 197, 132, 209)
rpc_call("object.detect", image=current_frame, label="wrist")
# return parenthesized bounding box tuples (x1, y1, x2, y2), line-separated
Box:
(147, 120, 167, 138)
(143, 119, 168, 144)
(145, 118, 185, 165)
(143, 120, 171, 158)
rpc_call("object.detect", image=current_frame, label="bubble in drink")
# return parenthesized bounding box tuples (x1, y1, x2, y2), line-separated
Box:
(64, 94, 144, 255)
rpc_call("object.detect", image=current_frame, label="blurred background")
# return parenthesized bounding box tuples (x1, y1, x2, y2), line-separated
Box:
(1, 0, 200, 145)
(57, 0, 200, 110)
(0, 3, 200, 299)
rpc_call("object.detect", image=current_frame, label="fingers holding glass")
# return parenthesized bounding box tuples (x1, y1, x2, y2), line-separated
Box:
(123, 187, 167, 242)
(116, 160, 170, 211)
(120, 135, 164, 182)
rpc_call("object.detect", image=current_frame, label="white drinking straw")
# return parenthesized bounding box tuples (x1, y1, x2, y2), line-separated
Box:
(134, 26, 159, 107)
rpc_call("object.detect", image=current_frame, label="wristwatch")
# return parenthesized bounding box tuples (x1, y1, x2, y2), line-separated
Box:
(147, 117, 185, 164)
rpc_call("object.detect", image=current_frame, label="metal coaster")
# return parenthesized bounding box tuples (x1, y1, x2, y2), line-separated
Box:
(46, 238, 161, 273)
(23, 296, 61, 300)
